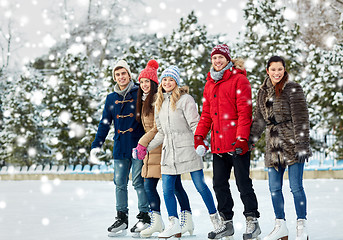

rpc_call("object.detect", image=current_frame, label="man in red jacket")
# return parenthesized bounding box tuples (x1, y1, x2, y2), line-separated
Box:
(194, 44, 261, 240)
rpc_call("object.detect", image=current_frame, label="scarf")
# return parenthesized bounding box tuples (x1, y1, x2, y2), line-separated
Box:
(114, 81, 134, 98)
(142, 92, 149, 101)
(210, 61, 234, 81)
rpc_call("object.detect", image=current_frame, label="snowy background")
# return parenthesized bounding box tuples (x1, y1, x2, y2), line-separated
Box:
(0, 1, 342, 239)
(1, 178, 343, 240)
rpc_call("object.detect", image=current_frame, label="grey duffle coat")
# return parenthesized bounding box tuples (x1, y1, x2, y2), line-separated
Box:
(147, 90, 203, 175)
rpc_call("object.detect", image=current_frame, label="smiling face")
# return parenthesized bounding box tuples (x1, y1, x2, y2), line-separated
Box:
(161, 76, 177, 93)
(114, 67, 131, 90)
(211, 54, 229, 71)
(140, 78, 151, 94)
(266, 61, 285, 86)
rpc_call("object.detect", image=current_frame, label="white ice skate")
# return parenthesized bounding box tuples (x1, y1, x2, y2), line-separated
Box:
(158, 216, 181, 239)
(140, 211, 165, 238)
(263, 219, 288, 240)
(180, 210, 194, 236)
(296, 219, 309, 240)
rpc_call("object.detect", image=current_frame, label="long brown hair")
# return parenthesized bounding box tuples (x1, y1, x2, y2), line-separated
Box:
(136, 81, 158, 122)
(267, 56, 289, 97)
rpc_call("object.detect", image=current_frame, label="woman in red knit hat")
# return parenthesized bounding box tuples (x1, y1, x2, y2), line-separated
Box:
(133, 60, 192, 238)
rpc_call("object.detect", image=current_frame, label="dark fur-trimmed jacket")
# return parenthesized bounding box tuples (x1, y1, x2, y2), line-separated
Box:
(249, 76, 311, 168)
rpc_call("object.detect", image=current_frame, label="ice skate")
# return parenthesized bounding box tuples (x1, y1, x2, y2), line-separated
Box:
(210, 212, 223, 230)
(158, 216, 181, 239)
(180, 210, 194, 236)
(140, 211, 165, 238)
(243, 216, 261, 240)
(263, 219, 288, 240)
(296, 219, 309, 240)
(108, 211, 128, 237)
(208, 213, 234, 239)
(130, 211, 151, 238)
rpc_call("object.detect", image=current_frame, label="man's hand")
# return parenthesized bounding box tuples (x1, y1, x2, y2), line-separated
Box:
(89, 148, 101, 164)
(231, 139, 249, 155)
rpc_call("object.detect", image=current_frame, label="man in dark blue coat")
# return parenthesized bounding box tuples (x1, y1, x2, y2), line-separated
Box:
(91, 60, 150, 237)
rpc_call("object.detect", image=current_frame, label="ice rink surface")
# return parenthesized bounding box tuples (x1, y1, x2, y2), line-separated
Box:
(0, 178, 342, 240)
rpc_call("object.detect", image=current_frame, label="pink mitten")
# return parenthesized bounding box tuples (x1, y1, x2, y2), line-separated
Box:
(135, 144, 147, 160)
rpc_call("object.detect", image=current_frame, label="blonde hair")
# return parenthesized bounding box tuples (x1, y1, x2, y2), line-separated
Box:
(154, 85, 189, 114)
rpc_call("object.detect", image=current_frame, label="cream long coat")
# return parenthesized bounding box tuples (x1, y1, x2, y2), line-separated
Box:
(147, 90, 203, 175)
(138, 99, 162, 179)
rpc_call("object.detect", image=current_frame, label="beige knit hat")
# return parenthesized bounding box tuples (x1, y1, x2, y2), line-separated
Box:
(112, 59, 132, 81)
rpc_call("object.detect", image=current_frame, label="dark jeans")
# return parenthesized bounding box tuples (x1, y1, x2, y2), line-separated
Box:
(212, 152, 260, 220)
(144, 176, 191, 213)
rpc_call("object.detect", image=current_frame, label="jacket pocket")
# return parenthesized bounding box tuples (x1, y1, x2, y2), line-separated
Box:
(174, 140, 196, 163)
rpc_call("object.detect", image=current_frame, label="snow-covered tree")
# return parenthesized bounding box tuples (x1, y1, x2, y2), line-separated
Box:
(158, 11, 221, 112)
(238, 0, 302, 95)
(42, 53, 100, 166)
(0, 69, 49, 167)
(121, 33, 161, 80)
(286, 0, 343, 49)
(304, 41, 343, 159)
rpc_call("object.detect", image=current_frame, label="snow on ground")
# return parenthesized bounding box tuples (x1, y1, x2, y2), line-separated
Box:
(0, 177, 342, 240)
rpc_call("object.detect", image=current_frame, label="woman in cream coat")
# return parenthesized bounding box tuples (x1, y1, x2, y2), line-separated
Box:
(133, 60, 192, 238)
(137, 65, 222, 239)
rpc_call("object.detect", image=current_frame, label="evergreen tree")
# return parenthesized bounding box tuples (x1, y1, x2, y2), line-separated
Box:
(304, 42, 343, 159)
(238, 0, 302, 95)
(122, 33, 161, 80)
(42, 53, 100, 166)
(158, 11, 221, 112)
(0, 69, 49, 167)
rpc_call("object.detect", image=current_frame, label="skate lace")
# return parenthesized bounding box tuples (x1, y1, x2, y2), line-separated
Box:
(146, 212, 155, 229)
(213, 221, 228, 234)
(296, 221, 304, 237)
(246, 218, 257, 233)
(111, 217, 122, 228)
(180, 212, 186, 227)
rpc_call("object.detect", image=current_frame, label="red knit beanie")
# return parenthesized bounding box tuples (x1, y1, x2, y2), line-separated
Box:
(138, 59, 159, 84)
(211, 44, 231, 61)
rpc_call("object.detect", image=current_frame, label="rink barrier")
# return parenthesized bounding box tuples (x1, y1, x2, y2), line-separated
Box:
(1, 164, 343, 180)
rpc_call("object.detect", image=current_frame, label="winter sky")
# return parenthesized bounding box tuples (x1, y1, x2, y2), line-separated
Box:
(1, 0, 247, 68)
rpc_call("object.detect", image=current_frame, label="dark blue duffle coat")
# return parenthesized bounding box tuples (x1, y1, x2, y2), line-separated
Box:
(91, 83, 144, 159)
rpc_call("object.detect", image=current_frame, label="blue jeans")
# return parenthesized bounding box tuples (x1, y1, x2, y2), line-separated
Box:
(162, 170, 216, 217)
(144, 177, 191, 213)
(268, 163, 307, 220)
(113, 158, 149, 213)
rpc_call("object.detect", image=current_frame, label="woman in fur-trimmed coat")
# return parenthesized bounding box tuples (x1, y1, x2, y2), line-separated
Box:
(249, 56, 311, 240)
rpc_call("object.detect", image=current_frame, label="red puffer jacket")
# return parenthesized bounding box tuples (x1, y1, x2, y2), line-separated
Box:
(195, 67, 252, 154)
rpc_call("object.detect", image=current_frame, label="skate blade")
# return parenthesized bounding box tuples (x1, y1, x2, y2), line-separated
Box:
(223, 236, 234, 240)
(108, 229, 127, 237)
(131, 232, 141, 238)
(180, 234, 196, 238)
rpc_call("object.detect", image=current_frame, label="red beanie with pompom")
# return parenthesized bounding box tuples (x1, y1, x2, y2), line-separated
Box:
(138, 59, 159, 84)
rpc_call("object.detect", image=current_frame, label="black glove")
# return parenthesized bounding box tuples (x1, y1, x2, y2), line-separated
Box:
(295, 152, 309, 163)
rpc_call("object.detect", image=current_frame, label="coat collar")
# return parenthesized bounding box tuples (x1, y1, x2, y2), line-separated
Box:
(206, 67, 246, 84)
